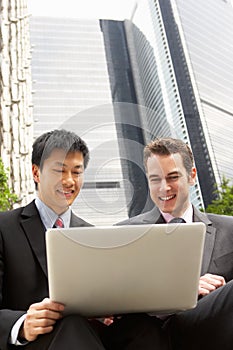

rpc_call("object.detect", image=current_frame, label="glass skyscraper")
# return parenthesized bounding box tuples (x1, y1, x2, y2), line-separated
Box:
(174, 0, 233, 183)
(124, 0, 233, 208)
(30, 17, 129, 225)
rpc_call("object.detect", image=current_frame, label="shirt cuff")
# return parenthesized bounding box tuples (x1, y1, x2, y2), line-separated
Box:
(10, 314, 28, 345)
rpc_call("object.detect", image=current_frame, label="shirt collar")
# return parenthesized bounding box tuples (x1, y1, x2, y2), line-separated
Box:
(160, 204, 193, 223)
(35, 197, 71, 229)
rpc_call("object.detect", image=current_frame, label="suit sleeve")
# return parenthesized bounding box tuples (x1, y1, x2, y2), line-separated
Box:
(0, 230, 25, 350)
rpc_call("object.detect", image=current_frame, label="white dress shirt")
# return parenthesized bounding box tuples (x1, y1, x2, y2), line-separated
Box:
(161, 204, 193, 224)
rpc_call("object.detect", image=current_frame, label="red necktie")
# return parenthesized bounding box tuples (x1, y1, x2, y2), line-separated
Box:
(54, 217, 64, 228)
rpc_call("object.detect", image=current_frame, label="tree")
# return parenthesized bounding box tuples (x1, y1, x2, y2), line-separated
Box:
(0, 158, 18, 211)
(205, 176, 233, 216)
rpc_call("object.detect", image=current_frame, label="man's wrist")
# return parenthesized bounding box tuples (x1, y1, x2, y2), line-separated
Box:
(18, 326, 26, 342)
(9, 314, 27, 345)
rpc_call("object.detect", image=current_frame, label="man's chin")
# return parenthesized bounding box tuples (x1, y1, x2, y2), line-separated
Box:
(56, 194, 74, 204)
(54, 199, 71, 211)
(158, 205, 175, 215)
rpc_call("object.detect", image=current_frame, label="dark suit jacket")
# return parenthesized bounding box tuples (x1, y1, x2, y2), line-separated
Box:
(0, 200, 92, 350)
(118, 206, 233, 282)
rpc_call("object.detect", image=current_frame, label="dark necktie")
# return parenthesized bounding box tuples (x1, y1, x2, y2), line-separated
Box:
(169, 217, 186, 224)
(54, 217, 64, 228)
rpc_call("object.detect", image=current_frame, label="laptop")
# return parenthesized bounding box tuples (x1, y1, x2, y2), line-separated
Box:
(46, 223, 206, 317)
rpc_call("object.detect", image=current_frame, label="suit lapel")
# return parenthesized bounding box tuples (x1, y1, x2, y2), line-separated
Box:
(141, 207, 166, 224)
(193, 207, 216, 275)
(70, 212, 92, 227)
(20, 201, 48, 277)
(70, 213, 83, 227)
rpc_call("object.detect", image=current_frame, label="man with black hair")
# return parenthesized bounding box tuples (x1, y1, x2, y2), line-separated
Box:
(0, 129, 168, 350)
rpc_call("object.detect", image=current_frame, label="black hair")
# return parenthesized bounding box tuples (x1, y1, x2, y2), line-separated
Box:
(32, 129, 90, 170)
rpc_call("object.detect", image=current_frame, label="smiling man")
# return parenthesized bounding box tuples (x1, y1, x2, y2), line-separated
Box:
(118, 137, 233, 350)
(146, 150, 196, 218)
(0, 130, 98, 350)
(32, 147, 85, 215)
(0, 130, 170, 350)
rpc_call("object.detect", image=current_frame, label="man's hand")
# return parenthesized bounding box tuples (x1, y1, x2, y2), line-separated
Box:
(19, 298, 65, 342)
(199, 273, 226, 297)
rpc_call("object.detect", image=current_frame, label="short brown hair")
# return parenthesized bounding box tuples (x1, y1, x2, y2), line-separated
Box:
(144, 138, 194, 174)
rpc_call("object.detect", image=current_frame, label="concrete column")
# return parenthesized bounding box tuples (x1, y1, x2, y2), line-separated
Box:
(0, 0, 34, 206)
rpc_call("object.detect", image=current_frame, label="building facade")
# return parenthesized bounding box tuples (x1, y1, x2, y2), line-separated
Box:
(100, 20, 154, 217)
(124, 0, 233, 208)
(29, 17, 130, 224)
(101, 12, 204, 211)
(173, 0, 233, 186)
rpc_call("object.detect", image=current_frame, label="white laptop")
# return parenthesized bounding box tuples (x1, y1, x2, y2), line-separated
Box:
(46, 223, 205, 317)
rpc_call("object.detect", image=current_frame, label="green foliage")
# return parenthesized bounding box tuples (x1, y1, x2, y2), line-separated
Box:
(0, 158, 18, 211)
(205, 176, 233, 216)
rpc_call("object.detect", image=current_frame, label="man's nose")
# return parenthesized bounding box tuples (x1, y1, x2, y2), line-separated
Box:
(62, 172, 75, 184)
(160, 179, 171, 191)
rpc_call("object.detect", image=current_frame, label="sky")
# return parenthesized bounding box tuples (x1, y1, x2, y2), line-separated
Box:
(28, 0, 137, 20)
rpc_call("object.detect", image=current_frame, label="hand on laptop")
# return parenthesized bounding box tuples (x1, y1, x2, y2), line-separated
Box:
(198, 273, 226, 297)
(19, 298, 65, 342)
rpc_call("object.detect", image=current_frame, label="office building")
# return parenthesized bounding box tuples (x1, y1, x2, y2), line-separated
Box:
(125, 0, 233, 208)
(101, 15, 203, 210)
(30, 17, 130, 224)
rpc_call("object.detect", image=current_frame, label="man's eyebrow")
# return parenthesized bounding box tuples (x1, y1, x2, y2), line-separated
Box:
(148, 171, 181, 179)
(53, 161, 66, 167)
(73, 165, 83, 169)
(53, 161, 83, 169)
(148, 174, 160, 179)
(166, 171, 181, 176)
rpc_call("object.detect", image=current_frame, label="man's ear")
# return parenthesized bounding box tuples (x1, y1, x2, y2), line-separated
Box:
(32, 164, 40, 184)
(189, 167, 197, 186)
